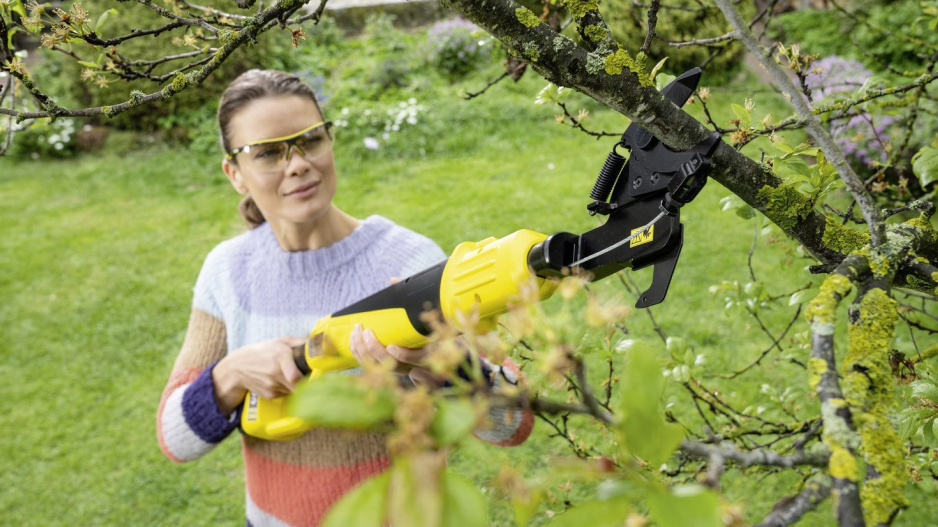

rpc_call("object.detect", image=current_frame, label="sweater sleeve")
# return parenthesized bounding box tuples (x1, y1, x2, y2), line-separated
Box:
(471, 357, 534, 446)
(157, 308, 235, 463)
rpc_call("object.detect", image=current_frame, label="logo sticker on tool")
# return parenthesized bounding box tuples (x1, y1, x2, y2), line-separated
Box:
(247, 393, 259, 421)
(630, 225, 655, 247)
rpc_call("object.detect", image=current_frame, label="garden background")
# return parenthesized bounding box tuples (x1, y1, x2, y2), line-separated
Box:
(2, 3, 937, 525)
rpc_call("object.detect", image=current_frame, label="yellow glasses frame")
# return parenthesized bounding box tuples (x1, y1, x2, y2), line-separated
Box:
(225, 121, 333, 162)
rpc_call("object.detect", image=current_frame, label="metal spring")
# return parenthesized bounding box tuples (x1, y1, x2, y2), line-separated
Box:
(590, 143, 626, 202)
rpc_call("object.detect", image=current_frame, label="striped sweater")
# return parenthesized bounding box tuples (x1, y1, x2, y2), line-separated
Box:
(157, 215, 533, 526)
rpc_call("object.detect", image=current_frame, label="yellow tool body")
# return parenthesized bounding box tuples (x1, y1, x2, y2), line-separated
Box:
(240, 229, 556, 441)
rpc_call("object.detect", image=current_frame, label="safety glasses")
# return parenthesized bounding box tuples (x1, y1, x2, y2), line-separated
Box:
(226, 121, 333, 171)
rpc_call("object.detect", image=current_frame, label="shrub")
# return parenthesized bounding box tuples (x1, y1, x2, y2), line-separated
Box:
(5, 116, 79, 160)
(425, 18, 492, 80)
(773, 2, 935, 72)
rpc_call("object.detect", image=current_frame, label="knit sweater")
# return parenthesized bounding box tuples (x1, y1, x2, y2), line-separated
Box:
(156, 215, 534, 527)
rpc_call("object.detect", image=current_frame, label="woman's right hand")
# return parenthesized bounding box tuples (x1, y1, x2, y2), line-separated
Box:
(211, 336, 307, 415)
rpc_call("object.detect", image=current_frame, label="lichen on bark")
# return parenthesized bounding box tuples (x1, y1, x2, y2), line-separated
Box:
(844, 288, 908, 525)
(805, 274, 852, 329)
(756, 183, 814, 231)
(822, 216, 870, 255)
(515, 7, 540, 28)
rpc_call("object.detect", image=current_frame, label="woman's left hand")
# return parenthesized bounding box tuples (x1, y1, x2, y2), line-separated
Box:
(348, 323, 442, 387)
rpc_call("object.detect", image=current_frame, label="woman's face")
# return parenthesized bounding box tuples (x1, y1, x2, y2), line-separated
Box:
(222, 95, 337, 228)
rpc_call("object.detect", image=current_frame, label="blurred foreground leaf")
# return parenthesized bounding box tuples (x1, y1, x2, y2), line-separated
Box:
(290, 374, 396, 429)
(431, 397, 478, 446)
(322, 472, 390, 527)
(616, 341, 684, 466)
(441, 471, 489, 527)
(648, 485, 722, 527)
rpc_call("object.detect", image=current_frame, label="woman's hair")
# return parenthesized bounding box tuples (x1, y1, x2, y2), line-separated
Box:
(217, 69, 324, 228)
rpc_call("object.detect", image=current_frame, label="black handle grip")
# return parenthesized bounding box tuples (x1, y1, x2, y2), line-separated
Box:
(293, 343, 311, 376)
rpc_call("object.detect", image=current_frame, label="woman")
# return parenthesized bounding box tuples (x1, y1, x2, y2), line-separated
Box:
(156, 69, 532, 527)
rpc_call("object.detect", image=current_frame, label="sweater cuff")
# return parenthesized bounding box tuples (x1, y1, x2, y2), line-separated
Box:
(182, 362, 240, 443)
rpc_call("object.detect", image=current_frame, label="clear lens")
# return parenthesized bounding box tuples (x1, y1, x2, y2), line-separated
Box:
(243, 126, 331, 171)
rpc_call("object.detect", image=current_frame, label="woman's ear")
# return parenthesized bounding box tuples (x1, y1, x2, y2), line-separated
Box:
(222, 157, 248, 195)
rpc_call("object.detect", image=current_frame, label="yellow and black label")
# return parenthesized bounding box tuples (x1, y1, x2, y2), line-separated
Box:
(630, 225, 655, 248)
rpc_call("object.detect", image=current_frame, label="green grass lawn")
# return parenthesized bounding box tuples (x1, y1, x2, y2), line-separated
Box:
(2, 23, 936, 527)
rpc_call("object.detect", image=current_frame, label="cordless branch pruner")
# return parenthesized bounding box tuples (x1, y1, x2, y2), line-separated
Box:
(241, 67, 723, 441)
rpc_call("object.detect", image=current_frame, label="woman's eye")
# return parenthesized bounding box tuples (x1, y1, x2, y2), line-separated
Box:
(298, 135, 324, 149)
(254, 146, 281, 158)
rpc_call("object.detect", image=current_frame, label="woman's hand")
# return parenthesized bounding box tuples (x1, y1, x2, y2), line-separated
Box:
(212, 336, 307, 415)
(348, 324, 443, 388)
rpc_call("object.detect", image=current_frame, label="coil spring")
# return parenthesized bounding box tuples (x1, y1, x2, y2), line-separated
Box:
(590, 142, 626, 202)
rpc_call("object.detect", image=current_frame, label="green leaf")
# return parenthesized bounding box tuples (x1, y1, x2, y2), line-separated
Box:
(511, 487, 544, 527)
(441, 471, 488, 527)
(93, 9, 117, 33)
(665, 336, 687, 358)
(11, 0, 28, 18)
(616, 342, 684, 466)
(923, 419, 936, 446)
(322, 472, 389, 527)
(648, 485, 722, 527)
(731, 104, 751, 128)
(912, 146, 938, 187)
(289, 374, 396, 429)
(911, 380, 938, 403)
(77, 61, 98, 69)
(649, 57, 668, 83)
(431, 397, 477, 446)
(545, 498, 631, 526)
(789, 289, 811, 306)
(654, 73, 676, 91)
(388, 454, 443, 527)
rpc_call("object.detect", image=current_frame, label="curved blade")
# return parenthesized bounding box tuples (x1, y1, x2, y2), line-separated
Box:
(659, 67, 702, 109)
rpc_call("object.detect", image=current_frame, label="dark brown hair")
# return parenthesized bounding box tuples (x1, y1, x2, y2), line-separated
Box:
(217, 69, 325, 228)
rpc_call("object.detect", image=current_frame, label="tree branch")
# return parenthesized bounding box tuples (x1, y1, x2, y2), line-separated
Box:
(756, 477, 833, 527)
(681, 440, 830, 468)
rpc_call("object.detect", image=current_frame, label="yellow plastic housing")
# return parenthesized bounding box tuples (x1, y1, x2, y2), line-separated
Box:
(241, 228, 557, 441)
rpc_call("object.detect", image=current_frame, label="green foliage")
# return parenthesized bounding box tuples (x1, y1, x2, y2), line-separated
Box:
(615, 341, 684, 467)
(601, 0, 751, 82)
(647, 485, 722, 527)
(290, 374, 396, 429)
(3, 116, 78, 160)
(430, 398, 477, 446)
(322, 472, 390, 527)
(425, 18, 494, 80)
(773, 2, 937, 72)
(912, 141, 938, 188)
(900, 377, 938, 447)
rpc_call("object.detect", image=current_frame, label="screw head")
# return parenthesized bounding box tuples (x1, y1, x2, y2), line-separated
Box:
(650, 172, 660, 185)
(632, 176, 643, 189)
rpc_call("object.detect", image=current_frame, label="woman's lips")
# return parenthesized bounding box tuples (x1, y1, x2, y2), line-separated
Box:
(286, 181, 319, 198)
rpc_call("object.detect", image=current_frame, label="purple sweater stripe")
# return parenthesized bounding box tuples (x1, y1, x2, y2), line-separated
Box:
(181, 362, 239, 443)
